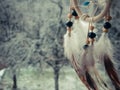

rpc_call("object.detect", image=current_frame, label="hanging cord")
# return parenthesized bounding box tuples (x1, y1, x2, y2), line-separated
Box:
(85, 4, 110, 90)
(90, 5, 111, 89)
(82, 6, 98, 90)
(85, 3, 98, 45)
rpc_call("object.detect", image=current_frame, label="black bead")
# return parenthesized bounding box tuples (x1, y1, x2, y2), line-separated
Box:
(72, 9, 78, 16)
(103, 22, 111, 29)
(66, 21, 73, 27)
(83, 44, 89, 50)
(88, 32, 96, 38)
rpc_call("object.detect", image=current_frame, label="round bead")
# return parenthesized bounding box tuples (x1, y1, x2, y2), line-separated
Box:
(66, 21, 73, 27)
(89, 26, 94, 31)
(83, 44, 89, 50)
(67, 13, 72, 19)
(88, 32, 96, 38)
(83, 1, 90, 6)
(102, 28, 108, 33)
(103, 22, 111, 29)
(72, 9, 78, 16)
(105, 16, 112, 21)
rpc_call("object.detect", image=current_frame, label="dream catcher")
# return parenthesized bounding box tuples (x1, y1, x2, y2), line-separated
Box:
(64, 0, 120, 90)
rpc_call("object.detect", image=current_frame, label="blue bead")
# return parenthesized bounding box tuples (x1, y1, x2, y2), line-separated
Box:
(72, 9, 78, 16)
(88, 32, 96, 38)
(83, 1, 90, 6)
(66, 21, 73, 27)
(83, 44, 89, 50)
(103, 22, 111, 29)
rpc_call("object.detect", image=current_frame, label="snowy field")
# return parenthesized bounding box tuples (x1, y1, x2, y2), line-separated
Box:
(0, 66, 118, 90)
(1, 66, 84, 90)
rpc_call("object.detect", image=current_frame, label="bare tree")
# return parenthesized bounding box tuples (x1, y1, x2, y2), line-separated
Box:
(39, 0, 68, 90)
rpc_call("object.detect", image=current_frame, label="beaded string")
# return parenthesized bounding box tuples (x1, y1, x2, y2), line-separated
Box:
(103, 13, 112, 33)
(83, 3, 98, 49)
(66, 3, 80, 37)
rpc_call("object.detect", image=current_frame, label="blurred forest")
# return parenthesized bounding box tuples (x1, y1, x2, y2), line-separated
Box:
(0, 0, 120, 90)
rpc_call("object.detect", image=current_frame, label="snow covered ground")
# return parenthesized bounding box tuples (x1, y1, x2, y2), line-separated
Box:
(1, 66, 82, 90)
(1, 66, 118, 90)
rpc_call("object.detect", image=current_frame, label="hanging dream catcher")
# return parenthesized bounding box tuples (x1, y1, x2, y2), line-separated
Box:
(64, 0, 120, 90)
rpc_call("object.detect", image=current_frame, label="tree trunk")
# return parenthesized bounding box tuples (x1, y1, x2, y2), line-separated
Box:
(54, 68, 60, 90)
(12, 74, 17, 90)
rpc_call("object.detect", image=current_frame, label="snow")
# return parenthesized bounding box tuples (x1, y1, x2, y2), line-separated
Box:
(0, 69, 6, 81)
(0, 66, 115, 90)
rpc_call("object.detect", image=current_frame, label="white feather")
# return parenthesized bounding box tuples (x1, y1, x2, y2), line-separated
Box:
(94, 33, 114, 62)
(73, 19, 89, 51)
(63, 27, 85, 75)
(64, 19, 90, 74)
(80, 46, 95, 69)
(64, 31, 79, 59)
(64, 19, 89, 60)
